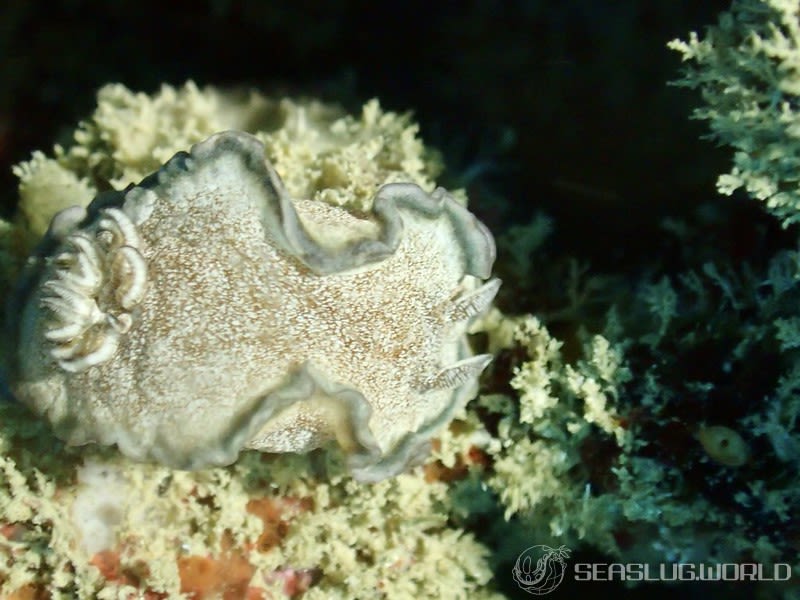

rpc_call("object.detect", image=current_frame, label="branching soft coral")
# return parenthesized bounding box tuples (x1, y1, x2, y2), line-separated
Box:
(670, 0, 800, 227)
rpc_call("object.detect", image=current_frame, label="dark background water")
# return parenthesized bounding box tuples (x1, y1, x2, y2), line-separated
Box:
(1, 2, 771, 599)
(1, 0, 735, 265)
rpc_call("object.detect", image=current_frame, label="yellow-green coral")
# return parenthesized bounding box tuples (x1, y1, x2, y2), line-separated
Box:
(252, 457, 498, 600)
(260, 97, 442, 211)
(475, 289, 800, 578)
(668, 3, 800, 578)
(479, 313, 633, 547)
(0, 396, 501, 598)
(669, 0, 800, 227)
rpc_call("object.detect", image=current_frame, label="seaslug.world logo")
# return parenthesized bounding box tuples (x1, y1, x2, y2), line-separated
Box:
(512, 542, 793, 594)
(512, 545, 571, 595)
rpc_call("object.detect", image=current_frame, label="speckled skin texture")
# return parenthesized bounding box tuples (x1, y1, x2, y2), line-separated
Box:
(8, 131, 498, 481)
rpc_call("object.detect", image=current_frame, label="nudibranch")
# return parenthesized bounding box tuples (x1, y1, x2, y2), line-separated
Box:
(6, 131, 499, 481)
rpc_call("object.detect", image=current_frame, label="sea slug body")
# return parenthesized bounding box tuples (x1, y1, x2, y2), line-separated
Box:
(6, 130, 499, 482)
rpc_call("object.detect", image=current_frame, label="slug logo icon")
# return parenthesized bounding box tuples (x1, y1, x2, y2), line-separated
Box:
(512, 544, 571, 595)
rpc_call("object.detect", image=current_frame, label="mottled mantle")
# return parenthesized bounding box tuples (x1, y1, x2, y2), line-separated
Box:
(6, 131, 498, 481)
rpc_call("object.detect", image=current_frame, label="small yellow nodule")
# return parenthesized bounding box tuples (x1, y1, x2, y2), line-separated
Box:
(695, 425, 749, 467)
